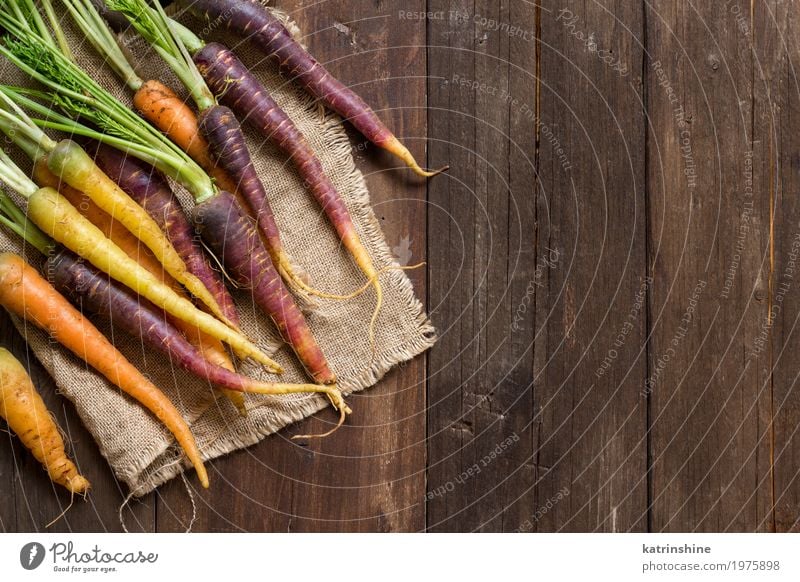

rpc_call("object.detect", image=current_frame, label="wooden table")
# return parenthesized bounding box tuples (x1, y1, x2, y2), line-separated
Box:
(1, 0, 798, 533)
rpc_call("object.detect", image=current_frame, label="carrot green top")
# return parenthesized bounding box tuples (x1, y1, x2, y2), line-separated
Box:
(0, 2, 218, 202)
(106, 0, 216, 111)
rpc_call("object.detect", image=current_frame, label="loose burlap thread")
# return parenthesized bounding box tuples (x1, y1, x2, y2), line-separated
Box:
(0, 6, 435, 496)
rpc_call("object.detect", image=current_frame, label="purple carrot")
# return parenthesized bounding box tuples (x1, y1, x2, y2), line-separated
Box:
(47, 247, 347, 411)
(86, 140, 240, 328)
(194, 42, 385, 344)
(192, 189, 336, 385)
(196, 106, 286, 271)
(47, 247, 245, 391)
(176, 0, 445, 177)
(89, 0, 131, 33)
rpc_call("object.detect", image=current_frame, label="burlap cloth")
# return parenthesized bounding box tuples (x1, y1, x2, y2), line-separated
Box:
(0, 5, 435, 496)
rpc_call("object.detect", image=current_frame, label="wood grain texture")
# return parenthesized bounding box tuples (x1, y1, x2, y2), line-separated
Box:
(645, 0, 772, 532)
(760, 0, 800, 533)
(531, 0, 648, 533)
(1, 0, 799, 533)
(425, 0, 542, 532)
(154, 0, 429, 533)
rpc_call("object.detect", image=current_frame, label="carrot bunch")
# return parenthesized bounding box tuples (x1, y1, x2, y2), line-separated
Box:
(0, 0, 437, 494)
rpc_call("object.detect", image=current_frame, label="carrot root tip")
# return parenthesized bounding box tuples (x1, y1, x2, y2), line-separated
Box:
(384, 136, 449, 178)
(414, 164, 450, 178)
(291, 386, 350, 440)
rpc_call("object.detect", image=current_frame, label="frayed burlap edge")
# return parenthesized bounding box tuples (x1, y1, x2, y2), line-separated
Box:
(130, 43, 438, 493)
(2, 4, 436, 496)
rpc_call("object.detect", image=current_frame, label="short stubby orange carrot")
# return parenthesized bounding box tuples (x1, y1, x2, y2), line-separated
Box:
(177, 0, 446, 177)
(0, 253, 208, 488)
(0, 347, 90, 494)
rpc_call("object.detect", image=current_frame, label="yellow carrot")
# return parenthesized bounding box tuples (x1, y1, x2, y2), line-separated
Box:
(46, 139, 235, 329)
(25, 186, 281, 372)
(0, 348, 90, 494)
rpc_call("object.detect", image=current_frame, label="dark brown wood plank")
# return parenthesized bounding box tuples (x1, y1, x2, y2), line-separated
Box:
(529, 0, 648, 532)
(762, 0, 800, 533)
(0, 312, 155, 532)
(646, 0, 772, 532)
(425, 0, 538, 532)
(155, 0, 429, 533)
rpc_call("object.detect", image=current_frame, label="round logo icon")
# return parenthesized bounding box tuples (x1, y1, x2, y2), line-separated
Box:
(20, 542, 46, 570)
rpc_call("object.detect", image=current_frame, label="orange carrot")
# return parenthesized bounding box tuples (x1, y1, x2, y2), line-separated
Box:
(0, 252, 208, 488)
(34, 160, 246, 414)
(133, 80, 239, 194)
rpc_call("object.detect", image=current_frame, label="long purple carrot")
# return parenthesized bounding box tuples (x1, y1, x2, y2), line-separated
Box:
(176, 0, 446, 178)
(86, 141, 240, 328)
(194, 42, 385, 345)
(48, 247, 348, 416)
(192, 189, 336, 385)
(196, 104, 322, 299)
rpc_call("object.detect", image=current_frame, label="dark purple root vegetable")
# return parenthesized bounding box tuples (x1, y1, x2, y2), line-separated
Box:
(197, 104, 335, 300)
(177, 0, 445, 177)
(192, 190, 336, 385)
(47, 247, 252, 392)
(87, 141, 240, 328)
(197, 106, 282, 256)
(48, 247, 350, 426)
(194, 42, 384, 345)
(89, 0, 131, 33)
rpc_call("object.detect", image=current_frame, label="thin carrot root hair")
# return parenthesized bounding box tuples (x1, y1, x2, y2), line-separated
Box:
(282, 260, 426, 302)
(241, 381, 350, 439)
(287, 261, 426, 357)
(46, 490, 76, 529)
(382, 135, 449, 178)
